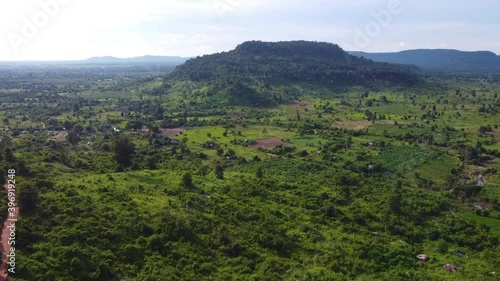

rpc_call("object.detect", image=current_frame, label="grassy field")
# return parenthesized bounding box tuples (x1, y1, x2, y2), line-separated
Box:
(460, 212, 500, 237)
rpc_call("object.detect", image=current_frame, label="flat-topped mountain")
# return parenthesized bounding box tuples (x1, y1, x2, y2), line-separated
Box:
(171, 40, 420, 89)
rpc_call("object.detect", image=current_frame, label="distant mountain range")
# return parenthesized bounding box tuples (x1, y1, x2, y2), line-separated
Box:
(348, 49, 500, 72)
(83, 55, 189, 65)
(0, 56, 189, 66)
(3, 49, 499, 73)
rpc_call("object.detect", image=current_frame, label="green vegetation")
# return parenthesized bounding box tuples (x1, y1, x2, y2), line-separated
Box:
(0, 41, 499, 280)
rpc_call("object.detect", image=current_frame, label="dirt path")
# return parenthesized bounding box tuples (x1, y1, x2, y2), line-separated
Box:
(0, 179, 18, 281)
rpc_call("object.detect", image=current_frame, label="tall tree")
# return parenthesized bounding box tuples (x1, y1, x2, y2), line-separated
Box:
(181, 173, 194, 188)
(215, 164, 224, 179)
(256, 167, 264, 179)
(67, 130, 79, 145)
(113, 135, 136, 168)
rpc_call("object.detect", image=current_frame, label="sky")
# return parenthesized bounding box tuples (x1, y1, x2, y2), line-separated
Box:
(0, 0, 499, 60)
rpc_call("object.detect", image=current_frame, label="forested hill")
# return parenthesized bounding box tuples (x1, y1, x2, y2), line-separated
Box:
(171, 41, 421, 90)
(349, 49, 500, 72)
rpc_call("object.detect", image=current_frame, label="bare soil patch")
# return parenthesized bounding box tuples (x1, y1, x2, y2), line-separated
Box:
(333, 120, 372, 131)
(48, 132, 67, 142)
(160, 128, 186, 138)
(487, 130, 500, 138)
(291, 101, 308, 109)
(333, 120, 398, 131)
(249, 139, 292, 149)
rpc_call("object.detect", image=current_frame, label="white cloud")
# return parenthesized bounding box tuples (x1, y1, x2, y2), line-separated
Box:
(0, 0, 499, 60)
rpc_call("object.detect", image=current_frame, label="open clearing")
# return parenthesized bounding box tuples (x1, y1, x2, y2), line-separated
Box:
(248, 138, 293, 149)
(333, 120, 372, 130)
(48, 131, 67, 142)
(158, 128, 187, 137)
(487, 130, 500, 139)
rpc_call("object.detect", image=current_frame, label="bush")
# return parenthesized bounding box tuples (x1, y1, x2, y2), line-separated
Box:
(181, 173, 193, 188)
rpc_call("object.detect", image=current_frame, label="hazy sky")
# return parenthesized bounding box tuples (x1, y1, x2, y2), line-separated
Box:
(0, 0, 499, 60)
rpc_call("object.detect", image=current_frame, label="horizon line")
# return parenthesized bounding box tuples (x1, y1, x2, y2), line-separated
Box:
(0, 47, 498, 62)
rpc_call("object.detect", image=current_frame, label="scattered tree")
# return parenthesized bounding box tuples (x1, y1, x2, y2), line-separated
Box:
(113, 135, 136, 168)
